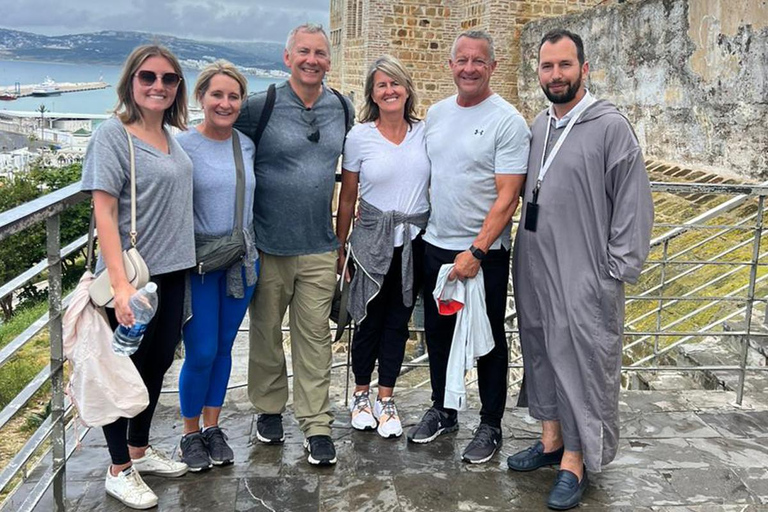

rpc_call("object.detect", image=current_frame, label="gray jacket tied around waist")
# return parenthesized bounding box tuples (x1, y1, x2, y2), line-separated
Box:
(348, 199, 429, 324)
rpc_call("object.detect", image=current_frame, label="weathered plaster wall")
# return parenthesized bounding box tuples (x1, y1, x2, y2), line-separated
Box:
(519, 0, 768, 179)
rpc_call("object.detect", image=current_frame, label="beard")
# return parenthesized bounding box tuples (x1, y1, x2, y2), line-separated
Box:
(541, 72, 582, 104)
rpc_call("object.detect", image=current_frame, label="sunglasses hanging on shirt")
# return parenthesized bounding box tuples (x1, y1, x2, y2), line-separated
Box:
(301, 108, 320, 143)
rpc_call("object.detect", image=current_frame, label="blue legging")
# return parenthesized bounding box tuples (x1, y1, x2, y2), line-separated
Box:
(179, 261, 258, 418)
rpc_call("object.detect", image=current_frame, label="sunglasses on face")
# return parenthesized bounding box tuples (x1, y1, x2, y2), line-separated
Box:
(301, 108, 320, 143)
(135, 70, 182, 88)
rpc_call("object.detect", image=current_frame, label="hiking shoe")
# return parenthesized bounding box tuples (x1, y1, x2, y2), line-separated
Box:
(303, 435, 337, 465)
(131, 446, 188, 477)
(373, 397, 403, 439)
(256, 413, 285, 444)
(202, 426, 234, 466)
(406, 407, 458, 444)
(350, 390, 377, 431)
(461, 424, 502, 464)
(105, 466, 158, 510)
(179, 431, 212, 472)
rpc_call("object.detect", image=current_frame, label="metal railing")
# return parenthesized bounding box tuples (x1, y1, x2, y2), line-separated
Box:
(1, 180, 768, 510)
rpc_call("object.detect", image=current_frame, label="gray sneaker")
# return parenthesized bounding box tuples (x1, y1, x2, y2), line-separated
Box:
(202, 426, 234, 466)
(179, 432, 212, 472)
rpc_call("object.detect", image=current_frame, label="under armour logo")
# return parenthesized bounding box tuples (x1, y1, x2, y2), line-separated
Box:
(474, 129, 484, 135)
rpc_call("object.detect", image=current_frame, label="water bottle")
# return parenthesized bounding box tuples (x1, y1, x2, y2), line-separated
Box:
(112, 282, 158, 356)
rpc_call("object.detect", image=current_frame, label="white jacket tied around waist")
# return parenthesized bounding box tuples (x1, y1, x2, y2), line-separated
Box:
(62, 271, 149, 427)
(433, 264, 494, 410)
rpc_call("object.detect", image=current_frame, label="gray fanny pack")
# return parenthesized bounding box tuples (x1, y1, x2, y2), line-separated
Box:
(194, 131, 247, 275)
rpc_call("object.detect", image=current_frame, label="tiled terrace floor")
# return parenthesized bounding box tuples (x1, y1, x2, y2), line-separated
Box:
(19, 385, 768, 512)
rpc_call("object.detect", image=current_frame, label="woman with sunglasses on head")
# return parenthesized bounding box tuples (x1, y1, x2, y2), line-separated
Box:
(81, 45, 194, 509)
(336, 55, 430, 439)
(175, 60, 258, 472)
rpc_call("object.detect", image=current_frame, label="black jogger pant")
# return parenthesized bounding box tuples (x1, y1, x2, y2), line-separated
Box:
(422, 242, 510, 428)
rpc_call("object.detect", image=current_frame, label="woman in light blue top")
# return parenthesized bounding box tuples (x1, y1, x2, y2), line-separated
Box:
(176, 60, 258, 472)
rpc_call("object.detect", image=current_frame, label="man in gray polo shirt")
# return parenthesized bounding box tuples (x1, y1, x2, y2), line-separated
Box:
(234, 23, 353, 466)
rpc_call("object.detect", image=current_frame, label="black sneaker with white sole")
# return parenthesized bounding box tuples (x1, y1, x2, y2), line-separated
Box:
(256, 413, 285, 444)
(179, 432, 212, 472)
(202, 426, 234, 466)
(303, 435, 337, 466)
(461, 424, 502, 464)
(406, 407, 458, 444)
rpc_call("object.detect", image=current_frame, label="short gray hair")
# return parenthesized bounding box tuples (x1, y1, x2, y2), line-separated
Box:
(450, 30, 496, 63)
(285, 23, 331, 53)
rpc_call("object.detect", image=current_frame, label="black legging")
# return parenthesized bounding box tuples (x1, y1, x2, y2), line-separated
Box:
(102, 270, 186, 465)
(352, 237, 424, 388)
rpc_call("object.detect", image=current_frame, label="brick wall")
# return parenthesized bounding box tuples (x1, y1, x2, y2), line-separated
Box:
(328, 0, 605, 117)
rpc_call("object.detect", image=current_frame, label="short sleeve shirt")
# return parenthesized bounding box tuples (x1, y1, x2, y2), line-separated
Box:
(81, 117, 196, 275)
(424, 94, 531, 251)
(342, 120, 430, 246)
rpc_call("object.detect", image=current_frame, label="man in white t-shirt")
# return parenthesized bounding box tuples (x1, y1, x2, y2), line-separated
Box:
(406, 30, 531, 465)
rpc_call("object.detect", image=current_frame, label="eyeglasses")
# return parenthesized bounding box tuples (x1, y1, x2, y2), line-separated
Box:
(301, 108, 320, 143)
(135, 70, 182, 88)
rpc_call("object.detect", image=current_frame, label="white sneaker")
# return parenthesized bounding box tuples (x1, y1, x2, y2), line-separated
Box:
(131, 446, 188, 477)
(350, 390, 377, 431)
(105, 466, 158, 510)
(374, 397, 403, 439)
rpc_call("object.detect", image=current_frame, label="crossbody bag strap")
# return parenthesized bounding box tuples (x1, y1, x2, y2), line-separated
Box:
(252, 83, 276, 155)
(232, 131, 245, 233)
(121, 123, 138, 248)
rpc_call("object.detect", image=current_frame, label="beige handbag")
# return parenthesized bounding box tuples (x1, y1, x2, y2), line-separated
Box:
(88, 124, 150, 308)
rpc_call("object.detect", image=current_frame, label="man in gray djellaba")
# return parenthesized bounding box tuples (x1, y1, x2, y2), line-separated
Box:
(509, 29, 653, 510)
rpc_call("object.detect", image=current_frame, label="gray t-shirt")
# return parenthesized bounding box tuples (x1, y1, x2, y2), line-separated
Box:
(234, 81, 354, 256)
(176, 128, 256, 236)
(81, 117, 196, 275)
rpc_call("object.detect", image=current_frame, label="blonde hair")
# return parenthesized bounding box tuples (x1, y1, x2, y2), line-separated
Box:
(193, 60, 248, 102)
(359, 55, 419, 127)
(114, 45, 187, 130)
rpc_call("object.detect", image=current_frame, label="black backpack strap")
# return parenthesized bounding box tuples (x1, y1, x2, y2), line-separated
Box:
(253, 83, 277, 154)
(330, 87, 351, 133)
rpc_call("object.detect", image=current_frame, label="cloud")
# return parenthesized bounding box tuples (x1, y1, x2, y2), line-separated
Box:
(3, 0, 330, 42)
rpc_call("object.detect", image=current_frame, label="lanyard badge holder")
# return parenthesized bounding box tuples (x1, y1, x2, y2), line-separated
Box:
(524, 96, 596, 233)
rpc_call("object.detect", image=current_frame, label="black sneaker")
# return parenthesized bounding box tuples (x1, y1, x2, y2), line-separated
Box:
(202, 426, 234, 466)
(179, 432, 212, 472)
(256, 413, 285, 444)
(406, 407, 458, 444)
(303, 435, 337, 466)
(461, 424, 502, 464)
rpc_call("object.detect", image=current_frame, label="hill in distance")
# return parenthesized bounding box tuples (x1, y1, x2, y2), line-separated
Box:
(0, 28, 285, 72)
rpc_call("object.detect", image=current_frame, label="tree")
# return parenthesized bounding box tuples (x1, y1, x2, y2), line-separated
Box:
(0, 162, 88, 320)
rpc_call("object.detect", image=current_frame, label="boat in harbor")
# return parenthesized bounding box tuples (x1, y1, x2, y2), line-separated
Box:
(0, 93, 17, 101)
(31, 77, 61, 97)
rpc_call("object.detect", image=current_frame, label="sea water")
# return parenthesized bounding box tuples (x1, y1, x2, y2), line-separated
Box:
(0, 60, 280, 115)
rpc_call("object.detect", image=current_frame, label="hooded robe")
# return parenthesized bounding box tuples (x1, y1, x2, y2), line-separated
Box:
(513, 99, 653, 472)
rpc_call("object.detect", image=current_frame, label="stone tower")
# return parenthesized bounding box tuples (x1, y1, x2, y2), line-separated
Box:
(328, 0, 605, 117)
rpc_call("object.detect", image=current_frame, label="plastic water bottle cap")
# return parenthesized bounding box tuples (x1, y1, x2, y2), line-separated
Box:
(144, 282, 158, 293)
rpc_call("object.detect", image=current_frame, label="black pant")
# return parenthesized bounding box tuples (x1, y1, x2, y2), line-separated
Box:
(103, 270, 186, 465)
(352, 237, 424, 388)
(422, 242, 510, 428)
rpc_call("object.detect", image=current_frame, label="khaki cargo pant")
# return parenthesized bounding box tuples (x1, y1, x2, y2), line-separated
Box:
(247, 251, 337, 437)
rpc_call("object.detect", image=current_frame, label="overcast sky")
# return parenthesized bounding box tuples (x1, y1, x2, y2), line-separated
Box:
(3, 0, 330, 43)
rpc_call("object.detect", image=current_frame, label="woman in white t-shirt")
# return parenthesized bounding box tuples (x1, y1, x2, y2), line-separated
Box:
(336, 55, 430, 439)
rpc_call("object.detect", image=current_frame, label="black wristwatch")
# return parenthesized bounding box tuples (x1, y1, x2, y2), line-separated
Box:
(469, 245, 486, 261)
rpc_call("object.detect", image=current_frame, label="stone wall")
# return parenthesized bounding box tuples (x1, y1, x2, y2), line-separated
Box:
(518, 0, 768, 179)
(328, 0, 604, 117)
